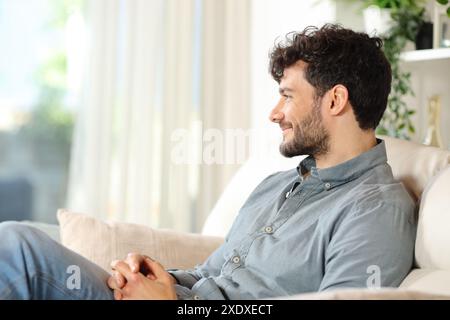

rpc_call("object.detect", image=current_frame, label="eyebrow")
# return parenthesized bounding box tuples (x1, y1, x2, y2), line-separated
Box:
(279, 87, 294, 95)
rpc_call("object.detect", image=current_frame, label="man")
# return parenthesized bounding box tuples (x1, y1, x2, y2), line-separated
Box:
(0, 24, 416, 300)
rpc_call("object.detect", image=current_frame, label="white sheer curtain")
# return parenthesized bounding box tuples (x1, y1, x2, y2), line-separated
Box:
(250, 0, 337, 141)
(67, 0, 251, 232)
(197, 0, 251, 231)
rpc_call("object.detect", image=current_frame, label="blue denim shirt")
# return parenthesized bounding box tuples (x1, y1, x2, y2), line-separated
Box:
(169, 139, 417, 299)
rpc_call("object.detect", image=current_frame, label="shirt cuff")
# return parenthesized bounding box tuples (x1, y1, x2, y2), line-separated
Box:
(167, 269, 199, 289)
(174, 284, 200, 300)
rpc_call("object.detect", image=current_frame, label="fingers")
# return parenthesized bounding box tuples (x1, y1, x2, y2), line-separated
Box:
(116, 271, 126, 287)
(146, 273, 157, 281)
(107, 276, 117, 290)
(126, 253, 144, 273)
(142, 257, 157, 280)
(114, 289, 123, 300)
(113, 261, 135, 282)
(114, 271, 126, 288)
(110, 259, 120, 269)
(107, 271, 126, 290)
(111, 254, 159, 284)
(144, 258, 170, 282)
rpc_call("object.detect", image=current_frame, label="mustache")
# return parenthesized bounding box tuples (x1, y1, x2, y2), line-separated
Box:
(279, 122, 293, 130)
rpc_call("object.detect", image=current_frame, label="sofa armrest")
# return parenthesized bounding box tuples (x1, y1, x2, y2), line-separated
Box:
(57, 210, 224, 272)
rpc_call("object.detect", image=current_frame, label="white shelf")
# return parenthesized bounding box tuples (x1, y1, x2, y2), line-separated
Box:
(400, 48, 450, 62)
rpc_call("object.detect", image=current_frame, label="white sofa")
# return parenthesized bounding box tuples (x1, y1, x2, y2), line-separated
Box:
(56, 136, 450, 299)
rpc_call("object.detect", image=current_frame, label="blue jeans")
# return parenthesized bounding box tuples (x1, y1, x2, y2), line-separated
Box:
(0, 221, 114, 300)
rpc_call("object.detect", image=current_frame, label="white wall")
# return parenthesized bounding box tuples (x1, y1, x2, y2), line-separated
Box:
(404, 60, 450, 149)
(250, 0, 335, 131)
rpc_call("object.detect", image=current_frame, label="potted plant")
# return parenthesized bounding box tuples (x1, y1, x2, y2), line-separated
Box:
(348, 0, 426, 139)
(355, 0, 450, 138)
(363, 4, 396, 36)
(436, 0, 450, 17)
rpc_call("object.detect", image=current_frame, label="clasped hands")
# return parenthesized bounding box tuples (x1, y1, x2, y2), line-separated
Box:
(107, 253, 178, 300)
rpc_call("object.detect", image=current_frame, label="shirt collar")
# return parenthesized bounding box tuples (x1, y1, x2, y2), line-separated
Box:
(296, 139, 387, 190)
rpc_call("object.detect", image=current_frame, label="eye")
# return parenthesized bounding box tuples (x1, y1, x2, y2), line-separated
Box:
(283, 94, 292, 100)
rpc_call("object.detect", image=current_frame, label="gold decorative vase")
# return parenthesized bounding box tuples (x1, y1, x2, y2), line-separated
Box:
(423, 95, 444, 148)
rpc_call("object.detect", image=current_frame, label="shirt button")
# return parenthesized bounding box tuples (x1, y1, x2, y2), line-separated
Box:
(232, 256, 240, 264)
(264, 226, 273, 234)
(193, 295, 201, 300)
(324, 182, 331, 190)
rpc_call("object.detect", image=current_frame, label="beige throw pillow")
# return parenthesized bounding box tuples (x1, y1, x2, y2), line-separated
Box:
(57, 209, 224, 272)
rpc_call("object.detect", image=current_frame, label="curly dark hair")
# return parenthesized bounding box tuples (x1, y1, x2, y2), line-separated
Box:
(269, 24, 392, 130)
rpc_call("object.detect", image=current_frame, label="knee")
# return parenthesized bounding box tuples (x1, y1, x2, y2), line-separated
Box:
(0, 222, 39, 247)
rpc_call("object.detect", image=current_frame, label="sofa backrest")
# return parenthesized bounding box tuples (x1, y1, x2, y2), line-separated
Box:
(201, 152, 304, 237)
(201, 136, 450, 238)
(382, 136, 450, 202)
(382, 136, 450, 270)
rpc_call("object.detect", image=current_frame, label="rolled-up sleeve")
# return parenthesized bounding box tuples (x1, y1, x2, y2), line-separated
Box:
(167, 240, 229, 299)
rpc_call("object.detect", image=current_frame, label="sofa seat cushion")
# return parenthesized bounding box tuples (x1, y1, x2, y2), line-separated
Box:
(281, 287, 450, 300)
(400, 268, 450, 295)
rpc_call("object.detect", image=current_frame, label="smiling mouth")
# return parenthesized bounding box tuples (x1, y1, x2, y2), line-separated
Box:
(281, 127, 292, 134)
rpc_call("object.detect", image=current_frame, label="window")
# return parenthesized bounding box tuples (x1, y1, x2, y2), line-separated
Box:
(0, 0, 85, 223)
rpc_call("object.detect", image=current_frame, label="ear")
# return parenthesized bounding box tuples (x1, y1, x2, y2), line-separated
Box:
(328, 84, 349, 116)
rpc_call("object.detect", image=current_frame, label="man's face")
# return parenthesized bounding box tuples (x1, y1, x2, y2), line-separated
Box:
(269, 62, 330, 158)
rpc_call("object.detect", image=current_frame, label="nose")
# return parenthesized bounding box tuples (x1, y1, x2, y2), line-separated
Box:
(269, 97, 285, 123)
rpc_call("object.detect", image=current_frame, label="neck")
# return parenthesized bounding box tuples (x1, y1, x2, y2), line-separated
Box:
(314, 131, 377, 169)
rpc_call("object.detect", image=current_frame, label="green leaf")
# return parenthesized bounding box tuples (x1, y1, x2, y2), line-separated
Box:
(376, 126, 388, 135)
(436, 0, 448, 5)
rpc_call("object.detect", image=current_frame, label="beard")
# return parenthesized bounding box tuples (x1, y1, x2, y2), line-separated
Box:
(279, 99, 330, 158)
